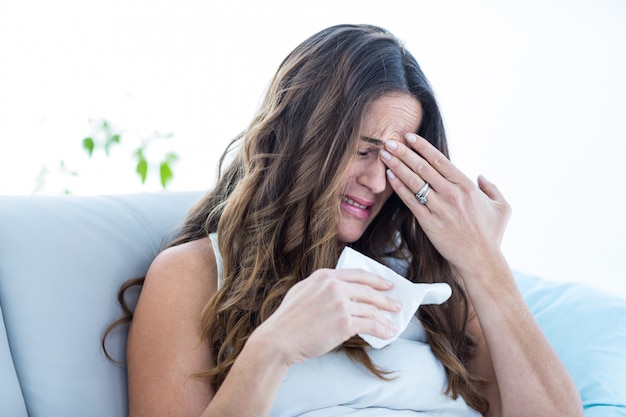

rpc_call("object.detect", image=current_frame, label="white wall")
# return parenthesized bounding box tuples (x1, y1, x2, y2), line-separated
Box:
(1, 0, 625, 296)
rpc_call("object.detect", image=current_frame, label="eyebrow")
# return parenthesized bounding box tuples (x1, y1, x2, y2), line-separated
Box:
(360, 136, 385, 147)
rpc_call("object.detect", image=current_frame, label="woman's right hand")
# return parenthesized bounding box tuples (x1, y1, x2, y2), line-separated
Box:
(250, 268, 401, 366)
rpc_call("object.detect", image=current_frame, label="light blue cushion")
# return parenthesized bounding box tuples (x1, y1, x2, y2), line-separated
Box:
(515, 271, 626, 416)
(0, 192, 202, 417)
(0, 306, 28, 416)
(1, 190, 624, 416)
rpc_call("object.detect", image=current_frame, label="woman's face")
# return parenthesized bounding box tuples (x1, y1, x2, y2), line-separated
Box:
(337, 92, 423, 243)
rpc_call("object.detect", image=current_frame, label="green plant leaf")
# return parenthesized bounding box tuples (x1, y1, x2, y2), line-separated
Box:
(159, 162, 173, 188)
(136, 158, 148, 183)
(104, 134, 121, 156)
(164, 152, 179, 164)
(82, 137, 95, 157)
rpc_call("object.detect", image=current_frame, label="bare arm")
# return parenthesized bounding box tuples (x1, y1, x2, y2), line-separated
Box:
(381, 134, 582, 417)
(463, 257, 580, 417)
(128, 239, 298, 417)
(126, 239, 216, 416)
(127, 239, 401, 417)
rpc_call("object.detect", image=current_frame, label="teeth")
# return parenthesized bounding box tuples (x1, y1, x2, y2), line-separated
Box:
(342, 196, 367, 209)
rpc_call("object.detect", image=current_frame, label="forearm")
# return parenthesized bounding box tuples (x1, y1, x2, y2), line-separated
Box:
(460, 254, 582, 417)
(201, 332, 289, 417)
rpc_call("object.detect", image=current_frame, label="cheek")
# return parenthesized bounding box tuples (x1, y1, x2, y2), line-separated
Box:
(338, 175, 355, 195)
(338, 167, 359, 193)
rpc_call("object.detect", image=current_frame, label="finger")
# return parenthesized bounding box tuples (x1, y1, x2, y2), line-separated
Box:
(477, 174, 506, 203)
(404, 133, 469, 185)
(385, 167, 432, 213)
(381, 140, 447, 194)
(380, 140, 444, 194)
(336, 268, 394, 291)
(334, 269, 401, 312)
(349, 283, 402, 313)
(350, 301, 395, 325)
(349, 316, 397, 340)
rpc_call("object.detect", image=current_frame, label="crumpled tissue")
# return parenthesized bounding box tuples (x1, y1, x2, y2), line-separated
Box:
(336, 246, 452, 349)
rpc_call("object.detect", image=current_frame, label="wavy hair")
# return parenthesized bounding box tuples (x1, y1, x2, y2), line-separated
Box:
(104, 24, 488, 413)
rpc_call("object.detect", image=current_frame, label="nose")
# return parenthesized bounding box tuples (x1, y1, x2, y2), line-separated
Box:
(357, 159, 388, 194)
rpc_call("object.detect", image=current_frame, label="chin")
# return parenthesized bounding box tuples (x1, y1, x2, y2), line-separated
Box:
(337, 228, 366, 244)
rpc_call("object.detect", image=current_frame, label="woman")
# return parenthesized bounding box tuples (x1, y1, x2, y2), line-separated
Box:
(107, 24, 581, 416)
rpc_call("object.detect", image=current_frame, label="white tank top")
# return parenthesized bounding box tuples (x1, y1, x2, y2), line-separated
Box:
(208, 233, 481, 416)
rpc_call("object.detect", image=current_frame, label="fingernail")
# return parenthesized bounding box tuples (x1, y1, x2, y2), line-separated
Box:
(406, 133, 417, 143)
(380, 149, 392, 161)
(393, 301, 402, 310)
(386, 169, 396, 180)
(385, 140, 398, 150)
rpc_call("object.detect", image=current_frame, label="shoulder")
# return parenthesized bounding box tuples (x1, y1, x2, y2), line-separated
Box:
(150, 237, 216, 273)
(135, 236, 219, 329)
(131, 237, 219, 353)
(127, 237, 218, 415)
(145, 237, 218, 295)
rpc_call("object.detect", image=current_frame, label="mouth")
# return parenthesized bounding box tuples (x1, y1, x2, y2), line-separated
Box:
(340, 195, 374, 220)
(341, 196, 369, 210)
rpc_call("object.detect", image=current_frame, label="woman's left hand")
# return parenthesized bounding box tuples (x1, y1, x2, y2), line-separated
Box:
(380, 133, 512, 277)
(381, 134, 585, 417)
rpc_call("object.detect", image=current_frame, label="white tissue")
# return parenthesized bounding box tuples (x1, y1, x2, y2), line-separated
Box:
(336, 247, 452, 349)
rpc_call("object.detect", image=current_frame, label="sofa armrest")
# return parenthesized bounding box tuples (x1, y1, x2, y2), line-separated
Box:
(0, 191, 202, 417)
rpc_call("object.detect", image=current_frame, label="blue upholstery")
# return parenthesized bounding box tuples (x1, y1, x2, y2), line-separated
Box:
(0, 192, 624, 416)
(515, 272, 626, 416)
(0, 192, 202, 417)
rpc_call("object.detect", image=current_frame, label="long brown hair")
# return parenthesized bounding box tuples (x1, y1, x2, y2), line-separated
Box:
(104, 24, 488, 413)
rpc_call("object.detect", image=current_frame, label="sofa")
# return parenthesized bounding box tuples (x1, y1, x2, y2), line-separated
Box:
(0, 191, 625, 416)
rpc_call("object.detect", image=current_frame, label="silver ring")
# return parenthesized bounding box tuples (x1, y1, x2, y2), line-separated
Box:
(415, 182, 431, 205)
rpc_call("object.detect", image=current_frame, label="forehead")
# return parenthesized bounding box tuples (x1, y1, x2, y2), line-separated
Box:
(361, 93, 423, 144)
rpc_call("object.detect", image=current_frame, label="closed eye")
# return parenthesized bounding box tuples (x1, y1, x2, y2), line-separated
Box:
(358, 137, 384, 157)
(357, 146, 381, 157)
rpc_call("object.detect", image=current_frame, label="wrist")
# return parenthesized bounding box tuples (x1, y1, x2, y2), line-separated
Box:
(454, 247, 508, 279)
(210, 324, 291, 416)
(245, 324, 294, 371)
(453, 250, 514, 291)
